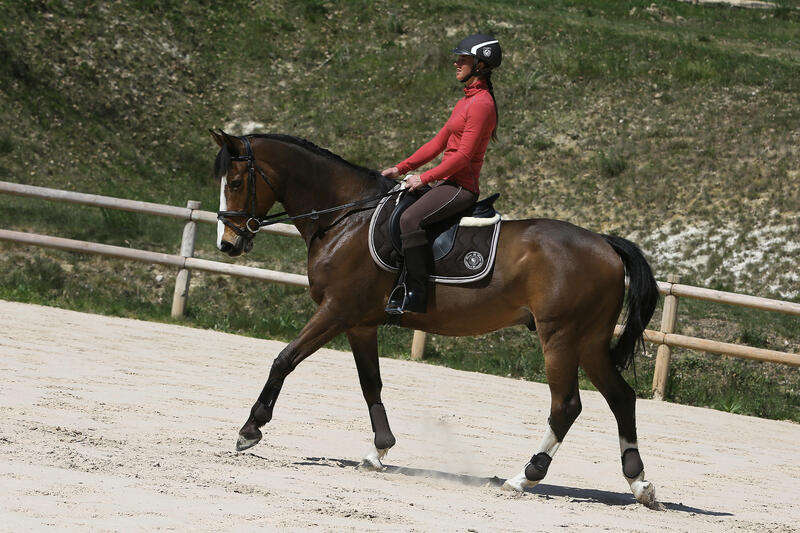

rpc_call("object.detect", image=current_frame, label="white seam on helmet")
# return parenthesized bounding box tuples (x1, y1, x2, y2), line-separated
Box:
(470, 40, 499, 55)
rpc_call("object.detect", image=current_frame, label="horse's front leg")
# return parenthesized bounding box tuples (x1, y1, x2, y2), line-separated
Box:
(236, 303, 346, 451)
(346, 326, 396, 470)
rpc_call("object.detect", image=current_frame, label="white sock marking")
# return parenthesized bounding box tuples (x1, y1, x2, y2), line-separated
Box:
(537, 427, 561, 457)
(361, 443, 388, 471)
(619, 436, 659, 507)
(502, 469, 535, 492)
(502, 426, 562, 493)
(619, 436, 638, 455)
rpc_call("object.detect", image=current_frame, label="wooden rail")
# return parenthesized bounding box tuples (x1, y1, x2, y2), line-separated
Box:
(657, 279, 800, 315)
(611, 324, 799, 367)
(0, 180, 301, 238)
(0, 229, 309, 287)
(1, 180, 798, 399)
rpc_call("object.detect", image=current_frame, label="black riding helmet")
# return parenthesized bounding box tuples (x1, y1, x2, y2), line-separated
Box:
(452, 33, 502, 71)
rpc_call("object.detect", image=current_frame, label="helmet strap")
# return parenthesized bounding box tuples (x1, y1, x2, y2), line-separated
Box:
(461, 57, 482, 84)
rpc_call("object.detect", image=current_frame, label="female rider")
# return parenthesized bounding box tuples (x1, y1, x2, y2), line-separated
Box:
(382, 34, 502, 315)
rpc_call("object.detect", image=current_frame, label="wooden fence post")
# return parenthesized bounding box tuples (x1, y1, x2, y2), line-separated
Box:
(411, 330, 427, 360)
(171, 200, 201, 318)
(652, 274, 680, 400)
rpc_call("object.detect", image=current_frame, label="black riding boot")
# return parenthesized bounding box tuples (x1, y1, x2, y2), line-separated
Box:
(385, 231, 430, 315)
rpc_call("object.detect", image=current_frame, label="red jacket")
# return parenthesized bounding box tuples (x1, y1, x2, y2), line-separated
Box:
(395, 79, 496, 195)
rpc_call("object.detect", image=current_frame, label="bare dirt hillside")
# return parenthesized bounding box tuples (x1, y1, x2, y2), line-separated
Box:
(1, 300, 798, 532)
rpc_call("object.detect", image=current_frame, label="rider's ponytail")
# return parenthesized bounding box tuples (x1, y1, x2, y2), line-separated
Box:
(484, 71, 499, 142)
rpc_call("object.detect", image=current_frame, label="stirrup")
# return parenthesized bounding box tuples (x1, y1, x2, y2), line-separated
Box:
(385, 284, 407, 316)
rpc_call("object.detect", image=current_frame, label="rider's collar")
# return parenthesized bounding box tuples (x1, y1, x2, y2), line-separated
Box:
(463, 78, 488, 97)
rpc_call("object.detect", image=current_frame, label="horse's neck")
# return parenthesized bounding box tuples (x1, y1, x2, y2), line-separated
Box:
(271, 150, 386, 242)
(280, 165, 376, 213)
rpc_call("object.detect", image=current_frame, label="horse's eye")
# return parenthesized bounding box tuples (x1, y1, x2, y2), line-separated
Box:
(230, 179, 243, 191)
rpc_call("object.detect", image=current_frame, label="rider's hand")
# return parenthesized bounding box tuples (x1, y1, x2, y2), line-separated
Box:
(404, 174, 424, 191)
(381, 166, 401, 179)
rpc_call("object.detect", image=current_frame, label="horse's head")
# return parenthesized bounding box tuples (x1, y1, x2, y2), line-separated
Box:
(211, 130, 280, 257)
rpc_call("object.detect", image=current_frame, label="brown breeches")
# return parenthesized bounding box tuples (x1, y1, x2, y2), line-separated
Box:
(399, 182, 477, 246)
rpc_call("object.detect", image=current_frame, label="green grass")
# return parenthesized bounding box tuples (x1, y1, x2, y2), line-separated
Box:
(1, 0, 798, 423)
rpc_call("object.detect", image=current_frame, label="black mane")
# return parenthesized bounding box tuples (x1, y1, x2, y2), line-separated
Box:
(251, 134, 385, 182)
(213, 132, 395, 197)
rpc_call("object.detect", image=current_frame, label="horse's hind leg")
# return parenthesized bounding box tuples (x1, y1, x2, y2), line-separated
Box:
(581, 355, 659, 509)
(503, 339, 582, 492)
(346, 326, 396, 470)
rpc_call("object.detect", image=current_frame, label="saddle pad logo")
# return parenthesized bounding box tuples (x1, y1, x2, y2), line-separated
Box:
(464, 251, 484, 270)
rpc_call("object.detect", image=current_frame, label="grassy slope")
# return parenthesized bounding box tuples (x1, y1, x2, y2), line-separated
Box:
(0, 0, 798, 421)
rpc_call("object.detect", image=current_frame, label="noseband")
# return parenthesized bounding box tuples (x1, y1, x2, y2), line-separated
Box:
(217, 136, 279, 237)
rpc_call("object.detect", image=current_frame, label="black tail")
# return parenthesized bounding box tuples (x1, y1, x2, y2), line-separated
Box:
(602, 234, 659, 371)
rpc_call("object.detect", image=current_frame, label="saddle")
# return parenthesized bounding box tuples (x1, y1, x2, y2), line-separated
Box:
(368, 185, 502, 284)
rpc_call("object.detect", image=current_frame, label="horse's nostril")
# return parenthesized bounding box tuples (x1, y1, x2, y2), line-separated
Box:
(219, 241, 233, 253)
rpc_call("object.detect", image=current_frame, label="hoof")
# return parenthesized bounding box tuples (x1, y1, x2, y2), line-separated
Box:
(501, 470, 537, 492)
(632, 480, 662, 510)
(236, 428, 262, 451)
(628, 472, 663, 510)
(359, 445, 388, 471)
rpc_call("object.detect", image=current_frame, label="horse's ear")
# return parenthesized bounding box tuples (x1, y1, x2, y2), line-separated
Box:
(218, 129, 240, 156)
(209, 129, 224, 147)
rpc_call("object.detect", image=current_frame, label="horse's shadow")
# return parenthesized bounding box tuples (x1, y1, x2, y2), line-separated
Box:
(292, 456, 732, 517)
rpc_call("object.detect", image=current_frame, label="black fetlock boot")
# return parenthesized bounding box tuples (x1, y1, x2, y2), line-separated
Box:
(385, 230, 430, 315)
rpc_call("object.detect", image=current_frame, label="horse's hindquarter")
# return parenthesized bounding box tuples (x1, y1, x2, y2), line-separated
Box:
(517, 219, 625, 331)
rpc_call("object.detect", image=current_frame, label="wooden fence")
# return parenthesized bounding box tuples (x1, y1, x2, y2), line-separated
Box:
(1, 180, 798, 400)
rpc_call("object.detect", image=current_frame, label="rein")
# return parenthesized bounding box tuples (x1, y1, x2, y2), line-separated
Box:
(255, 189, 402, 231)
(217, 135, 404, 238)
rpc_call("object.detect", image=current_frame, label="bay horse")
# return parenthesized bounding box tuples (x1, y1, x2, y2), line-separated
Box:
(210, 130, 661, 508)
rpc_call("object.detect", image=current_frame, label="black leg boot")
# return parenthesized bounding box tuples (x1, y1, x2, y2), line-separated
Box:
(400, 244, 429, 313)
(385, 230, 429, 315)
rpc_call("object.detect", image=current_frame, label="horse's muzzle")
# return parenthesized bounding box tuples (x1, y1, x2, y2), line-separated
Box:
(220, 235, 253, 257)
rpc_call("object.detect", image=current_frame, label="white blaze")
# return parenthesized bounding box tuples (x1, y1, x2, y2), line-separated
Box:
(216, 174, 227, 249)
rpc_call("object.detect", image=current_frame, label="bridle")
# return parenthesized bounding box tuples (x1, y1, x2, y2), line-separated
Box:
(217, 136, 280, 238)
(217, 135, 404, 240)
